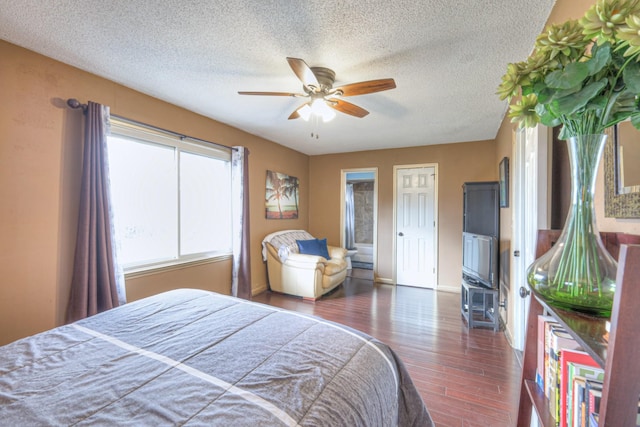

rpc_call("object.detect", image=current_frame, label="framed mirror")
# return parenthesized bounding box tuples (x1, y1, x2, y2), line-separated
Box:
(604, 121, 640, 218)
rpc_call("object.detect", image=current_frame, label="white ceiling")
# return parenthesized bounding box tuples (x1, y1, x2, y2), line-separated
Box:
(0, 0, 556, 155)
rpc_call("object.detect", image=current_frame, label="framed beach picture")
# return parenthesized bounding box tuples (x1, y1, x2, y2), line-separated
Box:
(265, 170, 299, 219)
(499, 157, 509, 208)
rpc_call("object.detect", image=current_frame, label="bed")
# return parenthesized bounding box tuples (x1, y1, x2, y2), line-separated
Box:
(0, 289, 432, 426)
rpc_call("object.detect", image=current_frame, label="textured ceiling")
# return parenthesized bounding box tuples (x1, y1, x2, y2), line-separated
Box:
(0, 0, 556, 155)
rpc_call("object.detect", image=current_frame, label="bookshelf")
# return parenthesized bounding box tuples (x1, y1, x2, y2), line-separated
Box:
(517, 230, 640, 427)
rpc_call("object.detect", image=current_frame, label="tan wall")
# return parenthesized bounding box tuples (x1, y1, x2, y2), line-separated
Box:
(126, 259, 232, 302)
(309, 140, 497, 289)
(0, 40, 308, 345)
(5, 0, 640, 348)
(495, 0, 640, 342)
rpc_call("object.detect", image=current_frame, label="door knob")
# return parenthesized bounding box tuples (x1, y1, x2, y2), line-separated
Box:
(519, 286, 530, 298)
(514, 250, 521, 257)
(398, 232, 404, 236)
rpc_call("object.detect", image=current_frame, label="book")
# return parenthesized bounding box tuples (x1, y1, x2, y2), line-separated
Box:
(549, 325, 581, 423)
(584, 385, 639, 426)
(573, 376, 586, 427)
(603, 320, 610, 343)
(544, 319, 558, 401)
(560, 349, 603, 427)
(537, 315, 555, 389)
(585, 380, 603, 419)
(545, 321, 566, 401)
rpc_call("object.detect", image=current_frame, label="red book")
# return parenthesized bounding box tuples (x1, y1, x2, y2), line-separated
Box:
(560, 349, 602, 427)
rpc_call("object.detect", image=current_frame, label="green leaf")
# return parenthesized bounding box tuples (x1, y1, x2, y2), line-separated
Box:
(602, 95, 640, 128)
(535, 104, 561, 127)
(622, 61, 640, 93)
(631, 113, 640, 130)
(610, 90, 638, 114)
(585, 95, 608, 111)
(601, 89, 624, 126)
(534, 84, 556, 104)
(553, 85, 584, 100)
(545, 62, 589, 89)
(611, 111, 634, 123)
(558, 125, 572, 140)
(534, 103, 547, 117)
(539, 113, 561, 128)
(586, 43, 610, 76)
(611, 45, 627, 67)
(553, 80, 607, 115)
(609, 75, 619, 89)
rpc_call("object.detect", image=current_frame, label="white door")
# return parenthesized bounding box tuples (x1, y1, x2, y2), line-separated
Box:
(512, 126, 549, 350)
(395, 166, 437, 288)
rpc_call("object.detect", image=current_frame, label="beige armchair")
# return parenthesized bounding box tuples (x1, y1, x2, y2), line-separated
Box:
(262, 230, 348, 300)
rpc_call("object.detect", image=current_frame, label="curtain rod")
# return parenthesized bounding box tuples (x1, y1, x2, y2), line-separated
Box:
(66, 98, 235, 152)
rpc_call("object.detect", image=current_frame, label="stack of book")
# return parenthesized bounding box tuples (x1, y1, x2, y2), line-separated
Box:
(536, 315, 607, 427)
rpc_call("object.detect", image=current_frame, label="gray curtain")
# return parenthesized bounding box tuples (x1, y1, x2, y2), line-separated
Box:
(67, 101, 125, 323)
(231, 146, 252, 299)
(345, 183, 356, 249)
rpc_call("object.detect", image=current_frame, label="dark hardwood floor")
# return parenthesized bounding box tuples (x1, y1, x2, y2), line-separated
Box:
(252, 269, 521, 427)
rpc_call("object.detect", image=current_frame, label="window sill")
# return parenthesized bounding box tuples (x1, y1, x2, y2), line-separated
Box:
(124, 254, 232, 279)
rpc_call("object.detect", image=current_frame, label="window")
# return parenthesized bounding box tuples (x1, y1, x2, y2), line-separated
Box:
(107, 119, 232, 271)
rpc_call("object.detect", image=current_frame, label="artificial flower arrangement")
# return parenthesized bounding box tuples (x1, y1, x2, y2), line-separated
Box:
(498, 0, 640, 137)
(497, 0, 640, 316)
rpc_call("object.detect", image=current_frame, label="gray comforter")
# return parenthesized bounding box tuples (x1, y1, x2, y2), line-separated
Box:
(0, 289, 432, 426)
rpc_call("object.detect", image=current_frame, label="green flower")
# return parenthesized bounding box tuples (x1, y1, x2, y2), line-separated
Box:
(508, 94, 540, 128)
(581, 0, 640, 44)
(522, 52, 557, 82)
(535, 20, 589, 64)
(497, 0, 640, 136)
(618, 13, 640, 57)
(497, 62, 525, 100)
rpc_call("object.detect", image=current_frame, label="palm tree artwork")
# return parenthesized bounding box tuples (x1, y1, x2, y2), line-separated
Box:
(265, 170, 299, 219)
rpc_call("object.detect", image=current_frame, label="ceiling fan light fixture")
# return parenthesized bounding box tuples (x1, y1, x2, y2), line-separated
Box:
(298, 104, 312, 121)
(239, 57, 395, 121)
(311, 99, 336, 122)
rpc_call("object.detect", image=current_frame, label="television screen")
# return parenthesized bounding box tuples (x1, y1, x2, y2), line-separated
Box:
(462, 232, 497, 288)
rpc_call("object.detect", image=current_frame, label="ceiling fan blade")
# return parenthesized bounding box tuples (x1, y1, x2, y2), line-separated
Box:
(329, 99, 369, 118)
(238, 91, 302, 97)
(286, 57, 319, 90)
(288, 102, 311, 120)
(333, 78, 396, 97)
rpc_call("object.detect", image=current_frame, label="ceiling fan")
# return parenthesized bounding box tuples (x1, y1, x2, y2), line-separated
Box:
(238, 57, 396, 122)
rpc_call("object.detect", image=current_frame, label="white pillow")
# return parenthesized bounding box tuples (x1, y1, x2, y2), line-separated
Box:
(278, 245, 290, 262)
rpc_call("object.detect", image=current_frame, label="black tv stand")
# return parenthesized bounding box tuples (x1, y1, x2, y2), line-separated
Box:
(461, 279, 499, 331)
(461, 181, 500, 331)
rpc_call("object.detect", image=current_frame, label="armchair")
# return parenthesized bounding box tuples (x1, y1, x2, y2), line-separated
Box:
(262, 230, 348, 300)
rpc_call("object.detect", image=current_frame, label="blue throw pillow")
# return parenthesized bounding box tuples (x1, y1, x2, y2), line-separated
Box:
(315, 238, 331, 260)
(297, 238, 331, 259)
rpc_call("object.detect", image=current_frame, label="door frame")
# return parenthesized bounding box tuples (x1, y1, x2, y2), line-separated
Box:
(392, 163, 439, 288)
(340, 168, 379, 273)
(511, 125, 550, 351)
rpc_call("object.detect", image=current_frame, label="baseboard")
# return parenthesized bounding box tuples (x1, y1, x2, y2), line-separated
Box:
(437, 285, 460, 293)
(503, 322, 516, 347)
(252, 284, 268, 296)
(373, 279, 461, 293)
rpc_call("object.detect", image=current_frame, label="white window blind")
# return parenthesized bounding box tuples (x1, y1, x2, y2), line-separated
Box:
(106, 118, 232, 271)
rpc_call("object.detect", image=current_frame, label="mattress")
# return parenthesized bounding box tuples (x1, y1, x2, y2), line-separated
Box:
(0, 289, 432, 426)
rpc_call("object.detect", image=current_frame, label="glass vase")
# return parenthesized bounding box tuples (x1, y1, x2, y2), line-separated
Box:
(527, 134, 617, 317)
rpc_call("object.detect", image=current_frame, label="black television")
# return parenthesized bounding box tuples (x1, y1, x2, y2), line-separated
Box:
(462, 232, 498, 288)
